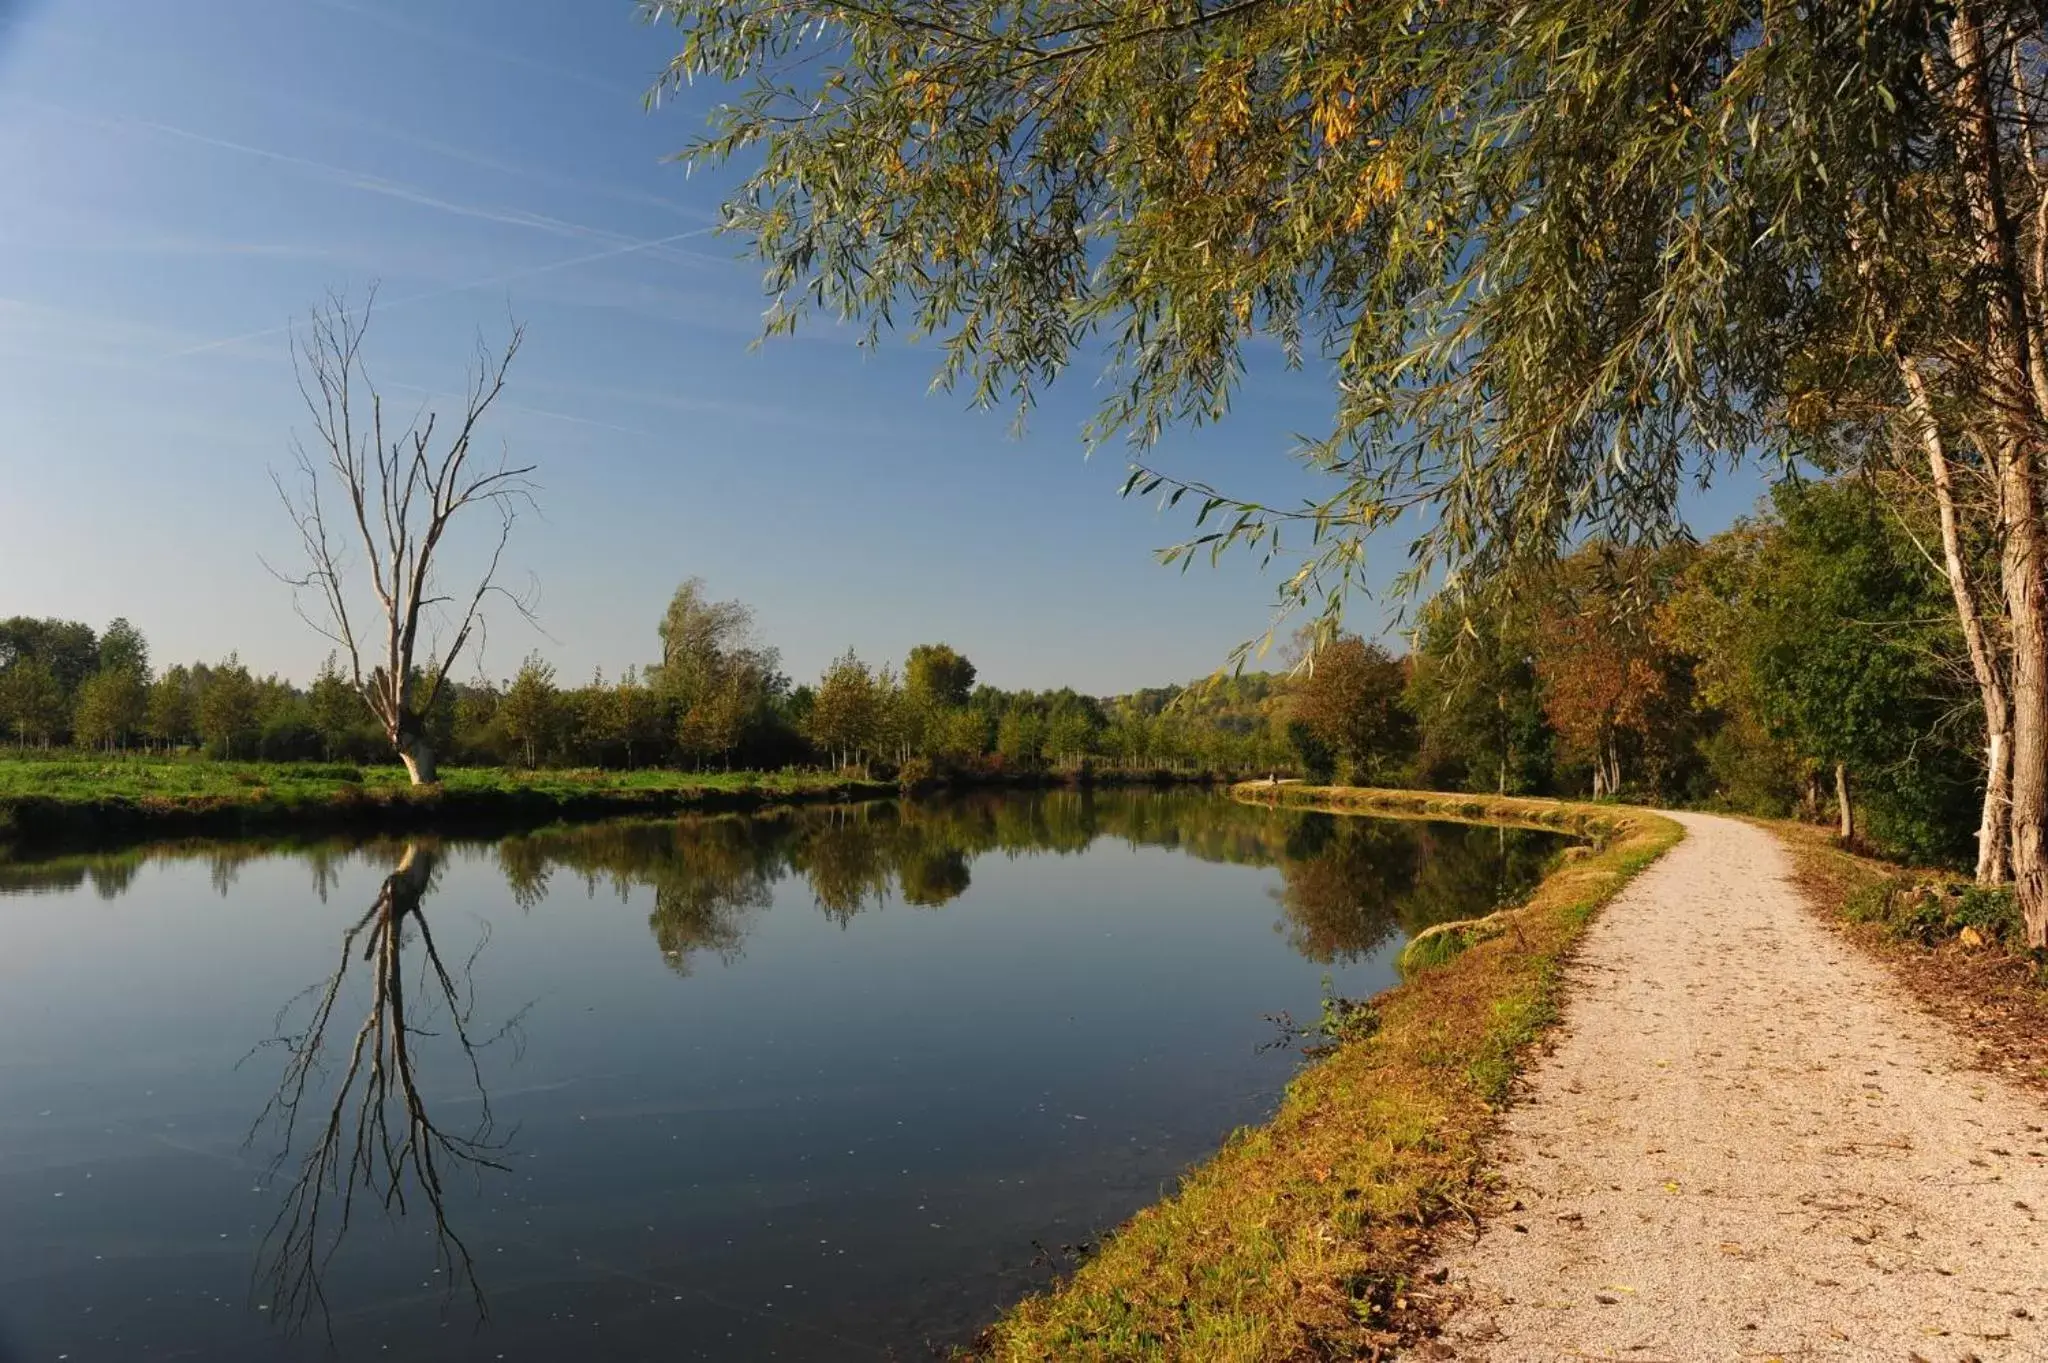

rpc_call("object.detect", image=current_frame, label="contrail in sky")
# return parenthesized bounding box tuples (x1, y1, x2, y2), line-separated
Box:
(19, 97, 709, 259)
(165, 227, 718, 359)
(7, 98, 729, 362)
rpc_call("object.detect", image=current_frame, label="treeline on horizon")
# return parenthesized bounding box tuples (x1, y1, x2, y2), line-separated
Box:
(0, 577, 1298, 779)
(0, 468, 1993, 869)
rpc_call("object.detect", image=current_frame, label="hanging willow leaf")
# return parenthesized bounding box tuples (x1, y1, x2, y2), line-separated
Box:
(644, 0, 2014, 641)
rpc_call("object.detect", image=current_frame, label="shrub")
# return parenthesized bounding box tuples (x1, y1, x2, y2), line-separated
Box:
(896, 756, 939, 793)
(1950, 884, 2024, 943)
(1843, 874, 2024, 949)
(1842, 876, 1902, 925)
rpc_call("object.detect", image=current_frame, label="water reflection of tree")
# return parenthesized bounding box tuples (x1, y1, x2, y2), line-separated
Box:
(248, 841, 518, 1331)
(499, 818, 782, 974)
(1270, 814, 1422, 962)
(87, 857, 141, 899)
(1395, 822, 1560, 936)
(496, 832, 555, 909)
(0, 840, 373, 902)
(896, 844, 972, 906)
(788, 807, 891, 922)
(646, 820, 780, 969)
(4, 791, 1573, 987)
(1273, 816, 1565, 961)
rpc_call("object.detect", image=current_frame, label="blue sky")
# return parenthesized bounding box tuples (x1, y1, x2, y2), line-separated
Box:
(0, 0, 1772, 694)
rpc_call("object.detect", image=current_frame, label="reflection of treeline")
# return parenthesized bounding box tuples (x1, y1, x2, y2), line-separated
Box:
(8, 794, 1565, 973)
(1270, 813, 1557, 963)
(0, 836, 386, 901)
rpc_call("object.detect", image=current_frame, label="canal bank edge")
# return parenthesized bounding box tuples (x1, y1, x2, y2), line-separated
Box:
(0, 766, 1228, 862)
(0, 775, 898, 858)
(972, 785, 1684, 1361)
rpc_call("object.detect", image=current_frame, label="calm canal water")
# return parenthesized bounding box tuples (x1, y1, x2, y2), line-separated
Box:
(0, 790, 1564, 1362)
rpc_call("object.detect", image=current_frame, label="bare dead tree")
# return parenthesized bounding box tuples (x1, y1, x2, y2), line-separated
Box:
(245, 842, 523, 1334)
(273, 288, 535, 784)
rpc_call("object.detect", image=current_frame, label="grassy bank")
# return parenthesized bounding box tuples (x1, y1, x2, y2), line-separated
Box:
(0, 755, 895, 857)
(974, 785, 1683, 1361)
(0, 755, 1233, 858)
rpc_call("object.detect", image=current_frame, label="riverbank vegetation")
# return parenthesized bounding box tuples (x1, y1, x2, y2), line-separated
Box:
(0, 596, 1295, 786)
(0, 759, 893, 855)
(974, 788, 1679, 1359)
(1776, 820, 2048, 1093)
(0, 472, 2006, 872)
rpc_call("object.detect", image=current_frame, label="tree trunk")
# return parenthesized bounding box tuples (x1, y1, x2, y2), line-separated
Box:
(1996, 450, 2048, 945)
(1952, 5, 2048, 945)
(1836, 762, 1855, 844)
(1985, 727, 2012, 877)
(1896, 349, 2013, 881)
(398, 735, 438, 785)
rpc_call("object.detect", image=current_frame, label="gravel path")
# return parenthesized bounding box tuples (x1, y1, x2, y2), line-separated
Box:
(1424, 811, 2048, 1362)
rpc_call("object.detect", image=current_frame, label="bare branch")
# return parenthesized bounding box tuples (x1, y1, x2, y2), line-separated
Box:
(272, 291, 536, 783)
(245, 844, 519, 1335)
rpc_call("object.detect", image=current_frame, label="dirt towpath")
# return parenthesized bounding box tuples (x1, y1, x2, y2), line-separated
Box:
(1425, 812, 2048, 1362)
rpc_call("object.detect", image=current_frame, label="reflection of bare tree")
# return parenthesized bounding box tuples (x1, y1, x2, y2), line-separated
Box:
(248, 841, 518, 1333)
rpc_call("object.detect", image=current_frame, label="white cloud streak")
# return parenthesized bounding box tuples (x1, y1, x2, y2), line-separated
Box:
(305, 0, 641, 101)
(19, 98, 714, 264)
(166, 226, 715, 358)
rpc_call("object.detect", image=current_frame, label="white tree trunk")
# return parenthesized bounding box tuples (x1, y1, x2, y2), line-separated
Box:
(398, 737, 437, 786)
(1896, 349, 2012, 882)
(1951, 5, 2048, 945)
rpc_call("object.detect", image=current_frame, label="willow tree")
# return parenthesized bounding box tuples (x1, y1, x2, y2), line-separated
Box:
(274, 291, 534, 785)
(649, 0, 2048, 940)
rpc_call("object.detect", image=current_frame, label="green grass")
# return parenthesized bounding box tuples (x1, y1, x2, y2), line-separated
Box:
(0, 753, 889, 855)
(0, 753, 859, 801)
(971, 785, 1682, 1362)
